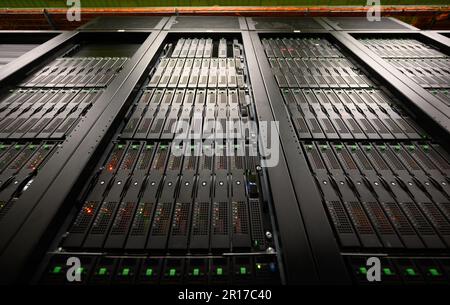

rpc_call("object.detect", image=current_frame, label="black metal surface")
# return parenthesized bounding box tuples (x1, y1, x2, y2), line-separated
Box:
(165, 16, 246, 31)
(246, 17, 330, 31)
(324, 17, 418, 31)
(79, 16, 168, 31)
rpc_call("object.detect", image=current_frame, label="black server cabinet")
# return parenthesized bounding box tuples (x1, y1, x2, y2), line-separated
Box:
(0, 17, 448, 286)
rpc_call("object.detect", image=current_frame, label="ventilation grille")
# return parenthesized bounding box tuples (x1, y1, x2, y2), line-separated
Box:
(365, 202, 396, 235)
(91, 202, 116, 235)
(355, 150, 373, 171)
(420, 202, 450, 236)
(191, 202, 210, 236)
(400, 202, 435, 236)
(345, 201, 375, 235)
(326, 200, 354, 234)
(110, 202, 135, 235)
(212, 201, 229, 235)
(150, 202, 172, 236)
(69, 201, 99, 234)
(383, 202, 416, 236)
(232, 201, 249, 234)
(171, 202, 190, 236)
(130, 202, 154, 236)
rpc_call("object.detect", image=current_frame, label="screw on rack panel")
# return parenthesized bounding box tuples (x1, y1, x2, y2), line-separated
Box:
(265, 231, 273, 240)
(266, 247, 275, 254)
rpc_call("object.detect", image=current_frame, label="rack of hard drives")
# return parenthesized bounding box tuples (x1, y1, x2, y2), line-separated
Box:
(259, 31, 450, 285)
(40, 36, 279, 286)
(0, 17, 449, 286)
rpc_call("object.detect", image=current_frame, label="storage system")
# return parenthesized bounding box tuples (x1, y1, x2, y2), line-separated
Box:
(0, 16, 449, 285)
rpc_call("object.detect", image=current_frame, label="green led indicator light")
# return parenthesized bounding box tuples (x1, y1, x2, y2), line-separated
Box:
(351, 145, 357, 151)
(15, 145, 21, 150)
(98, 267, 107, 275)
(122, 268, 130, 276)
(0, 145, 5, 150)
(307, 145, 313, 150)
(365, 145, 371, 151)
(429, 268, 440, 276)
(146, 268, 153, 276)
(359, 267, 367, 275)
(160, 145, 167, 150)
(132, 145, 138, 150)
(379, 145, 386, 151)
(409, 145, 415, 151)
(52, 266, 62, 274)
(29, 145, 35, 149)
(256, 264, 262, 270)
(321, 145, 328, 150)
(146, 145, 153, 149)
(216, 268, 223, 276)
(44, 144, 50, 150)
(383, 268, 393, 276)
(423, 145, 429, 151)
(193, 268, 199, 276)
(336, 145, 343, 151)
(406, 268, 416, 276)
(169, 268, 176, 277)
(395, 145, 401, 151)
(118, 144, 124, 149)
(240, 267, 247, 275)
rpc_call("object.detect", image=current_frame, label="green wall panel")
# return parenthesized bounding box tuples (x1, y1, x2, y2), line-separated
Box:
(0, 0, 448, 8)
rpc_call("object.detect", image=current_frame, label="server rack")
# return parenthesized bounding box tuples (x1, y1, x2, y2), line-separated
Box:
(0, 30, 160, 283)
(251, 27, 450, 284)
(0, 16, 448, 285)
(36, 31, 289, 285)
